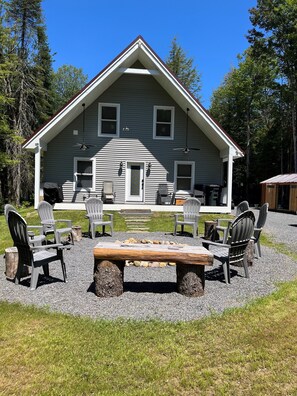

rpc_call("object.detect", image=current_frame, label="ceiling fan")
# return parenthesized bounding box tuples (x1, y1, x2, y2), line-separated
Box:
(173, 107, 200, 154)
(73, 103, 96, 151)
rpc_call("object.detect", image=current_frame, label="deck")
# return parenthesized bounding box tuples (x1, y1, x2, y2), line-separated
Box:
(53, 203, 231, 214)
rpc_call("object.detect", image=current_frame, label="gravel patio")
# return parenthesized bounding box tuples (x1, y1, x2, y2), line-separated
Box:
(0, 209, 296, 322)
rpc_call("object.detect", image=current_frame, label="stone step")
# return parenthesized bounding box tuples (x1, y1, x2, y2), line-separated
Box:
(121, 209, 152, 233)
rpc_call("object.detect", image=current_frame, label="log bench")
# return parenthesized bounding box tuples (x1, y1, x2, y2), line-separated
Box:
(93, 242, 213, 297)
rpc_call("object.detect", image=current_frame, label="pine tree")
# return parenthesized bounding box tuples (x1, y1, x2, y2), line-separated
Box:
(3, 0, 53, 204)
(166, 37, 202, 100)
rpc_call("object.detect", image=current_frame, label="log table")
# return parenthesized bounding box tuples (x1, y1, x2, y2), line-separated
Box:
(93, 242, 213, 298)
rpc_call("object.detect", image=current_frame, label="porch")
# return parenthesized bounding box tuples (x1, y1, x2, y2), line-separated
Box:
(53, 202, 230, 214)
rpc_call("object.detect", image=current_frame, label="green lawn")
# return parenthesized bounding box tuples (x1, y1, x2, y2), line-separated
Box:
(0, 206, 224, 254)
(1, 207, 297, 395)
(1, 280, 297, 395)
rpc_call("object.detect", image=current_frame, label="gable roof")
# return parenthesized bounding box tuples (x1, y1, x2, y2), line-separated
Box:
(23, 35, 244, 158)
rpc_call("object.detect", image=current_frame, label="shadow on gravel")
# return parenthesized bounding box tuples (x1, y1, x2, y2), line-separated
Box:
(205, 268, 240, 283)
(288, 224, 297, 228)
(86, 281, 176, 294)
(7, 274, 65, 289)
(124, 281, 176, 294)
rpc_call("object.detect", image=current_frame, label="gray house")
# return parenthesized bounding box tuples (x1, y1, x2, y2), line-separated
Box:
(23, 36, 243, 212)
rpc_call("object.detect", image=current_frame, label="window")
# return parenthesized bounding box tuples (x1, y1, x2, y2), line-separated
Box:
(74, 157, 95, 191)
(153, 106, 174, 139)
(174, 161, 195, 193)
(98, 103, 120, 137)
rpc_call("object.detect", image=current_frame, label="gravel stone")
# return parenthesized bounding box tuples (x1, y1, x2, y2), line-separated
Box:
(0, 210, 296, 322)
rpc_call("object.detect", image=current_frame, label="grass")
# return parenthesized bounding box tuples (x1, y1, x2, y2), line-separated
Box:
(1, 207, 297, 394)
(0, 206, 226, 254)
(1, 280, 297, 395)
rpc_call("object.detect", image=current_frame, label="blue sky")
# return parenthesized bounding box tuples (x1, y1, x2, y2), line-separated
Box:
(42, 0, 257, 109)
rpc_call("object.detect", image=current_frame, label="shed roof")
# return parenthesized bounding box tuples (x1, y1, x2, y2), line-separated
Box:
(260, 174, 297, 184)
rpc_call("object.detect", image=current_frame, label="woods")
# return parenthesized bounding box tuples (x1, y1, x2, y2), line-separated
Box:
(0, 0, 296, 206)
(0, 0, 87, 206)
(210, 0, 297, 204)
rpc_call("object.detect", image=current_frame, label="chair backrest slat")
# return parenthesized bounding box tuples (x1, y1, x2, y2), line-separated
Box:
(38, 201, 54, 222)
(228, 210, 255, 264)
(85, 197, 103, 220)
(235, 200, 249, 216)
(256, 203, 269, 228)
(183, 198, 201, 221)
(103, 181, 113, 195)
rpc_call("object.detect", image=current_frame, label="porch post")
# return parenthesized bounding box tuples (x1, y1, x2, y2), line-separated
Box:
(227, 150, 233, 212)
(34, 142, 41, 209)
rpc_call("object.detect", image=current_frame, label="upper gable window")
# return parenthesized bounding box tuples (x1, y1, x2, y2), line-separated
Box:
(153, 106, 175, 140)
(98, 103, 120, 137)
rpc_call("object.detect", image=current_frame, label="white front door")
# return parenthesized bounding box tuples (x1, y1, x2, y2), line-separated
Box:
(126, 162, 144, 202)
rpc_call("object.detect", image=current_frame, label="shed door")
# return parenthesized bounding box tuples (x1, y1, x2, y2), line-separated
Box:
(126, 162, 144, 202)
(289, 185, 297, 212)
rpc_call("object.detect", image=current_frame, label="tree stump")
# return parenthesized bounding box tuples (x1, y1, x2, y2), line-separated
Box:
(245, 239, 254, 266)
(72, 226, 82, 242)
(5, 247, 29, 279)
(204, 221, 218, 241)
(176, 263, 205, 297)
(94, 259, 125, 297)
(232, 239, 254, 267)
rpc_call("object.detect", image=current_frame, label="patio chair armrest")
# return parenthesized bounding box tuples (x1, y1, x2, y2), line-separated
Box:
(105, 213, 113, 221)
(31, 243, 63, 251)
(254, 227, 262, 233)
(174, 213, 181, 221)
(202, 240, 230, 249)
(41, 219, 55, 225)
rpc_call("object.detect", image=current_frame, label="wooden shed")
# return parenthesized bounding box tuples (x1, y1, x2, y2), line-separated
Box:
(260, 174, 297, 213)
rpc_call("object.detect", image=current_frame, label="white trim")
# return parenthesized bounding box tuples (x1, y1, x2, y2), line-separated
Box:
(174, 161, 195, 194)
(98, 103, 120, 137)
(153, 105, 175, 140)
(34, 143, 41, 209)
(227, 150, 233, 211)
(73, 157, 96, 192)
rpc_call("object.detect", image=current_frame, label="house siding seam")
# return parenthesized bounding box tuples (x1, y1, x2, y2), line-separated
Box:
(43, 73, 222, 204)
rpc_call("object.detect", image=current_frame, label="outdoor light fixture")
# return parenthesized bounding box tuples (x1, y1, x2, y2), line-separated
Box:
(122, 126, 130, 132)
(147, 162, 152, 170)
(120, 161, 123, 168)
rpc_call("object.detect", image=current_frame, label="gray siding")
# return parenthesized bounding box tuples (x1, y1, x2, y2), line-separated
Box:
(43, 72, 222, 203)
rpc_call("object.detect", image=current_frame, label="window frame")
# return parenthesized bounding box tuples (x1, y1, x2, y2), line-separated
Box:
(98, 103, 120, 137)
(174, 161, 195, 194)
(153, 105, 175, 140)
(73, 157, 96, 192)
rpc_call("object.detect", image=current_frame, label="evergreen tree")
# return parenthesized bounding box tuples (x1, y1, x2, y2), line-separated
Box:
(2, 0, 53, 204)
(248, 0, 297, 171)
(210, 50, 279, 203)
(166, 37, 202, 100)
